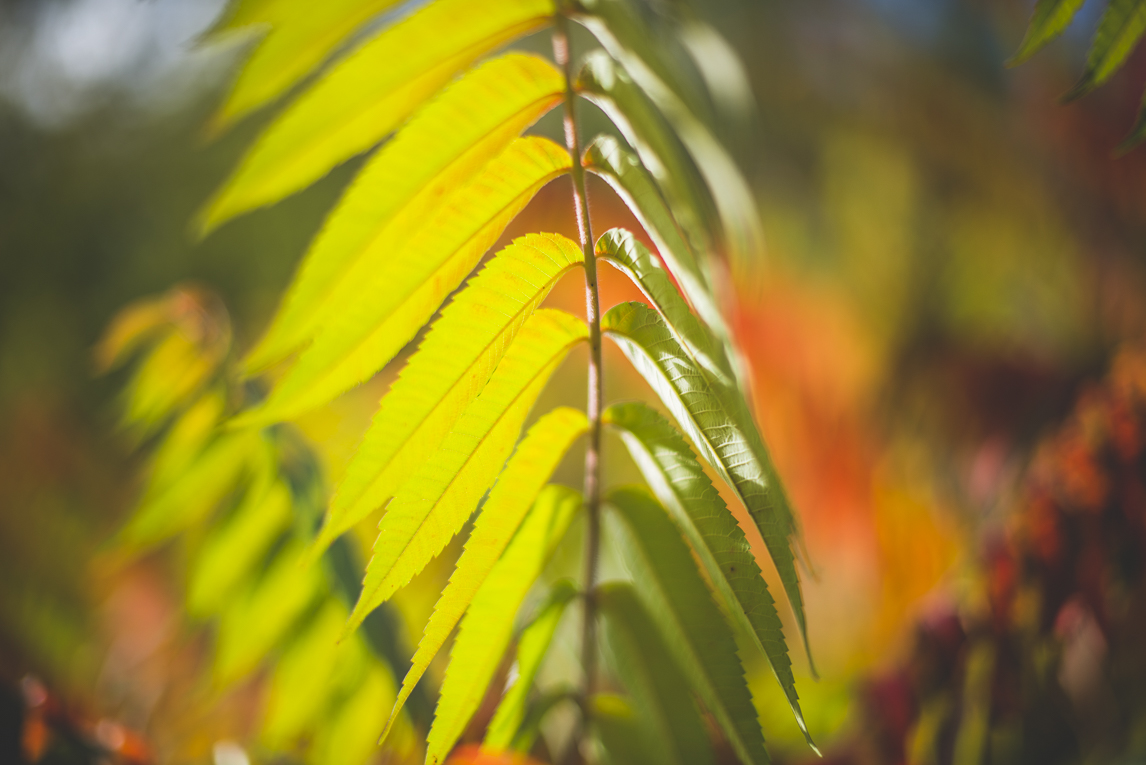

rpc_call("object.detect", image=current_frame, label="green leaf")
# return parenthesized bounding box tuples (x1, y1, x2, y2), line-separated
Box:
(603, 402, 814, 751)
(311, 234, 585, 555)
(1066, 0, 1146, 100)
(237, 138, 573, 423)
(187, 478, 292, 617)
(121, 332, 220, 434)
(597, 580, 717, 765)
(209, 0, 405, 132)
(242, 56, 567, 376)
(120, 429, 265, 550)
(200, 1, 557, 233)
(1009, 0, 1088, 65)
(601, 302, 812, 670)
(584, 136, 722, 336)
(504, 686, 575, 753)
(485, 579, 579, 751)
(595, 227, 733, 385)
(591, 694, 663, 765)
(261, 601, 362, 746)
(573, 0, 765, 269)
(347, 309, 588, 634)
(381, 409, 587, 745)
(214, 541, 326, 684)
(606, 487, 767, 765)
(310, 659, 403, 765)
(143, 390, 225, 499)
(578, 51, 717, 257)
(424, 485, 582, 764)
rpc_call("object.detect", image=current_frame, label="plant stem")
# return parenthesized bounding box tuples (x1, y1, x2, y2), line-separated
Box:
(553, 10, 602, 750)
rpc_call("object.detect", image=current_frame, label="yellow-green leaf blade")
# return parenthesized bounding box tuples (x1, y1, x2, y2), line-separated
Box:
(347, 309, 588, 634)
(201, 0, 556, 233)
(1009, 0, 1088, 65)
(210, 0, 404, 131)
(239, 138, 572, 423)
(382, 409, 587, 745)
(607, 487, 766, 765)
(1067, 0, 1146, 100)
(424, 485, 582, 764)
(604, 402, 814, 751)
(187, 478, 292, 617)
(312, 234, 585, 554)
(484, 579, 579, 751)
(601, 301, 811, 670)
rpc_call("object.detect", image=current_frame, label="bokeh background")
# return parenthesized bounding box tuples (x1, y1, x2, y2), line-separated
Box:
(2, 0, 1146, 763)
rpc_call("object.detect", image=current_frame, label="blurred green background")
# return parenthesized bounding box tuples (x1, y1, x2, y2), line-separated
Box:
(2, 0, 1146, 763)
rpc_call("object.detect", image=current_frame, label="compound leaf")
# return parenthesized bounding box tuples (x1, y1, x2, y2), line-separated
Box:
(607, 487, 767, 765)
(380, 409, 587, 745)
(346, 309, 588, 634)
(312, 233, 585, 554)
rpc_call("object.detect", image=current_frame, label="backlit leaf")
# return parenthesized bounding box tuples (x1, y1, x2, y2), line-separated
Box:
(603, 403, 813, 750)
(201, 1, 557, 233)
(601, 302, 811, 668)
(210, 0, 404, 132)
(382, 409, 587, 744)
(424, 486, 582, 764)
(238, 138, 572, 423)
(312, 234, 585, 555)
(309, 660, 403, 765)
(484, 579, 579, 751)
(598, 581, 716, 765)
(347, 309, 588, 634)
(607, 487, 767, 765)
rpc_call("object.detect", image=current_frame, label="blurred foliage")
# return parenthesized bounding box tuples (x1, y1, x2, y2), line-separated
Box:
(1, 0, 1146, 764)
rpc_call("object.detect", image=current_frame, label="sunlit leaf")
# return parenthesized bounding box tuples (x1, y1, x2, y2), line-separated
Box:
(201, 1, 556, 232)
(312, 233, 585, 555)
(187, 478, 292, 617)
(424, 486, 582, 764)
(382, 409, 586, 743)
(597, 581, 716, 765)
(238, 138, 572, 423)
(347, 309, 588, 634)
(484, 580, 578, 751)
(601, 302, 811, 668)
(143, 390, 225, 499)
(591, 693, 662, 765)
(607, 487, 767, 765)
(209, 0, 405, 132)
(603, 403, 813, 750)
(1009, 0, 1088, 64)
